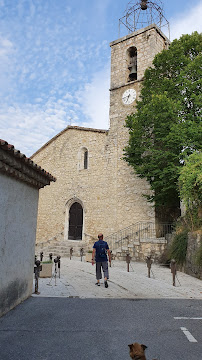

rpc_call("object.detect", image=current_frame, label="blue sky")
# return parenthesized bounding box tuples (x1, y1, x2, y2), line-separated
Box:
(0, 0, 202, 156)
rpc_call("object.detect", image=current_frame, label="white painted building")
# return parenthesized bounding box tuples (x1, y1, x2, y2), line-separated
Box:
(0, 139, 55, 317)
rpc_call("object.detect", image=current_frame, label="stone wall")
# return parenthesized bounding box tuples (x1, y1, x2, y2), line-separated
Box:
(33, 125, 155, 246)
(32, 25, 169, 250)
(116, 240, 167, 263)
(185, 231, 202, 279)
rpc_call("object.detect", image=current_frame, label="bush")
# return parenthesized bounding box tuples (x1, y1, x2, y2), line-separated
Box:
(195, 242, 202, 267)
(179, 152, 202, 230)
(169, 229, 188, 266)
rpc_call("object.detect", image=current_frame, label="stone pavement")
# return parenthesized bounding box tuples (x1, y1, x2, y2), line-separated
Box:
(33, 257, 202, 299)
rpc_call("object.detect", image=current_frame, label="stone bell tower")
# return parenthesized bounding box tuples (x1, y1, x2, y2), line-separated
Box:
(106, 1, 170, 230)
(109, 0, 170, 133)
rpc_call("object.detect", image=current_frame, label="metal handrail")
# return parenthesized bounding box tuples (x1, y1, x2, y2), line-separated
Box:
(105, 221, 174, 252)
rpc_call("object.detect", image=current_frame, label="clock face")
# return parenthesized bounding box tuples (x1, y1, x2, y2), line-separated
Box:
(122, 88, 136, 105)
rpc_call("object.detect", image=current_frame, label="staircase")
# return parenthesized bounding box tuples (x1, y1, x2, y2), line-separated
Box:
(105, 221, 174, 261)
(35, 232, 86, 260)
(35, 221, 174, 262)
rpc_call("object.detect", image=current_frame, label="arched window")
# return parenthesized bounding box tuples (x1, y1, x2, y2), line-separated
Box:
(84, 149, 88, 169)
(127, 47, 137, 81)
(78, 147, 88, 170)
(68, 202, 83, 240)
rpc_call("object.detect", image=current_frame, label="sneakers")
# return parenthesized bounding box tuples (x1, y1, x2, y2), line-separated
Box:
(95, 281, 109, 288)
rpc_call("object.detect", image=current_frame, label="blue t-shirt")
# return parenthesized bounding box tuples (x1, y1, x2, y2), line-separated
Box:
(93, 240, 109, 262)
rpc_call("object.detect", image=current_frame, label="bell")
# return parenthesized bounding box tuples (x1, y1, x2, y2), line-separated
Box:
(141, 1, 148, 10)
(129, 65, 137, 81)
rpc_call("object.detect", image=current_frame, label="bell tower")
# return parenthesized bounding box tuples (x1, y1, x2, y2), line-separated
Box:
(109, 0, 170, 133)
(105, 1, 170, 231)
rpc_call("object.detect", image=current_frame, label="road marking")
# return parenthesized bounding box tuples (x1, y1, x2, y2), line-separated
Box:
(180, 327, 197, 343)
(174, 317, 202, 320)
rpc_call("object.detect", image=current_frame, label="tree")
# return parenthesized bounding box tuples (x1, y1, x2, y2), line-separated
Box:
(124, 32, 202, 221)
(178, 151, 202, 230)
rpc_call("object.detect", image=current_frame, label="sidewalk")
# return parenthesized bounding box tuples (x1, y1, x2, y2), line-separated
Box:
(32, 257, 202, 299)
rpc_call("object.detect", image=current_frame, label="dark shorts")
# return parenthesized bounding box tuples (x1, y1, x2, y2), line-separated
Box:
(96, 261, 109, 280)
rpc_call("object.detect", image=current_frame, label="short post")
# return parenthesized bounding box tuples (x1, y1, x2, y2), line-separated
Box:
(34, 260, 42, 294)
(40, 251, 43, 262)
(54, 257, 58, 285)
(170, 259, 177, 286)
(70, 247, 73, 260)
(80, 248, 84, 261)
(57, 256, 61, 278)
(146, 255, 152, 278)
(126, 253, 131, 272)
(110, 250, 113, 267)
(49, 253, 53, 261)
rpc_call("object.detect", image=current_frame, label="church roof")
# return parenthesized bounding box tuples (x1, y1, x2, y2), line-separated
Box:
(0, 139, 56, 189)
(31, 125, 108, 158)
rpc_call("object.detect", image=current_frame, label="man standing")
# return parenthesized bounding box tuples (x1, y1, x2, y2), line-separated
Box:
(92, 233, 111, 288)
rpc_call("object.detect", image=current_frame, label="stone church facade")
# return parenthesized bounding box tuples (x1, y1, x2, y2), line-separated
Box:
(32, 24, 170, 254)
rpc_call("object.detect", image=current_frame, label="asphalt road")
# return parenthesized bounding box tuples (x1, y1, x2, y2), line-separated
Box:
(0, 297, 201, 360)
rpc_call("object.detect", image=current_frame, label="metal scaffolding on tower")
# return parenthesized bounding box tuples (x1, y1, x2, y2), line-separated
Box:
(119, 0, 170, 38)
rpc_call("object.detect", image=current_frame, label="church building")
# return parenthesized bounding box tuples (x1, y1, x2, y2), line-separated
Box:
(32, 3, 170, 256)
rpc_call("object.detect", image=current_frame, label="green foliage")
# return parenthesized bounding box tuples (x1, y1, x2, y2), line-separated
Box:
(195, 241, 202, 266)
(124, 32, 202, 210)
(169, 229, 188, 266)
(41, 260, 53, 264)
(179, 152, 202, 229)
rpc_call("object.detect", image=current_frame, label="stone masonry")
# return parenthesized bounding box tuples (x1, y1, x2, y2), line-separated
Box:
(32, 24, 170, 257)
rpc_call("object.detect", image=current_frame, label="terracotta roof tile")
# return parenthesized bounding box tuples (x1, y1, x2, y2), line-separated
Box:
(0, 139, 56, 188)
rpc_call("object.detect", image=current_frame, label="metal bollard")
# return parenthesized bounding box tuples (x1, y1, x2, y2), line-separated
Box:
(70, 247, 73, 260)
(146, 255, 152, 278)
(40, 251, 43, 262)
(57, 256, 61, 278)
(49, 253, 53, 261)
(126, 253, 131, 272)
(34, 260, 42, 294)
(170, 259, 177, 286)
(110, 250, 113, 267)
(54, 257, 59, 285)
(80, 248, 84, 262)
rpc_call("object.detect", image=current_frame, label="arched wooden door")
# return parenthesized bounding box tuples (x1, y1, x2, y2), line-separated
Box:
(68, 202, 83, 240)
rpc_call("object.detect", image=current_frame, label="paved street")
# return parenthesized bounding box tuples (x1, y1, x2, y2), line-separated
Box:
(0, 258, 201, 360)
(32, 257, 202, 300)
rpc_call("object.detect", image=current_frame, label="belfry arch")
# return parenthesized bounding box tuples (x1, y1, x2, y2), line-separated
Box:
(127, 46, 137, 81)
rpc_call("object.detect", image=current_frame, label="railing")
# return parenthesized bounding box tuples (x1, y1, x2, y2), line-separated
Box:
(35, 230, 64, 250)
(105, 221, 174, 253)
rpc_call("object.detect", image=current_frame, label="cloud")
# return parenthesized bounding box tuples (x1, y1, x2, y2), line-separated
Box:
(75, 63, 110, 130)
(0, 35, 15, 94)
(0, 98, 77, 156)
(170, 1, 202, 40)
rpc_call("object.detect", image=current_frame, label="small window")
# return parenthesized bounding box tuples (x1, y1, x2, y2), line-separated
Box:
(84, 150, 88, 169)
(78, 147, 88, 170)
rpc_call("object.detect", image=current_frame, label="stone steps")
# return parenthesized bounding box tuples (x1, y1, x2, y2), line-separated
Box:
(35, 241, 87, 260)
(35, 236, 167, 262)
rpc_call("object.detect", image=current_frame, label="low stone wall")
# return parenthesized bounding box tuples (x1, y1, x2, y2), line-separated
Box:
(185, 231, 202, 279)
(116, 238, 167, 263)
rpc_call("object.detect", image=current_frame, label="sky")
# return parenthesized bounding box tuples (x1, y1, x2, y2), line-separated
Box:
(0, 0, 202, 156)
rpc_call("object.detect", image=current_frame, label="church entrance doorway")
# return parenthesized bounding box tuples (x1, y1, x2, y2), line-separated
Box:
(68, 202, 83, 240)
